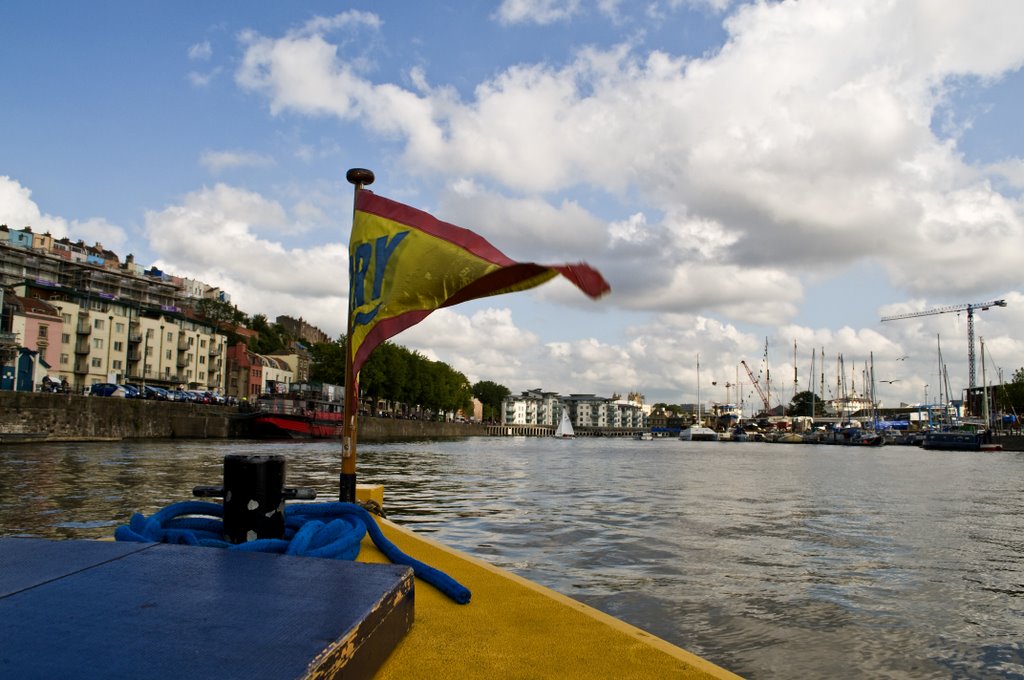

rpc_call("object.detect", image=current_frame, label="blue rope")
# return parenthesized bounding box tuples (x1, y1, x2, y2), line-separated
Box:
(115, 501, 471, 604)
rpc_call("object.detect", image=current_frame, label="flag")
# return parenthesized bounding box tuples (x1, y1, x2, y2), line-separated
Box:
(348, 189, 610, 375)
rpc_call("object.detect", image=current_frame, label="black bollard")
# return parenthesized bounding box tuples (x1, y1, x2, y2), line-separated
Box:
(194, 453, 316, 544)
(224, 454, 286, 544)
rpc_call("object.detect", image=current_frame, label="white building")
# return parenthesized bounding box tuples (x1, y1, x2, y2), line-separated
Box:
(502, 390, 647, 430)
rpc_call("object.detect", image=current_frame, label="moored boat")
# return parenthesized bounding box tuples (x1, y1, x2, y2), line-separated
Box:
(921, 429, 1002, 451)
(249, 383, 344, 439)
(819, 425, 885, 446)
(554, 409, 576, 438)
(679, 425, 719, 441)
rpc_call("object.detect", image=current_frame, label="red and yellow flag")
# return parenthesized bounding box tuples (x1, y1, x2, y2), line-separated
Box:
(348, 189, 610, 374)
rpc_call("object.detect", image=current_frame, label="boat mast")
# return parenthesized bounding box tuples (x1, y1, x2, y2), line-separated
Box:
(810, 347, 816, 421)
(981, 336, 990, 429)
(696, 354, 701, 427)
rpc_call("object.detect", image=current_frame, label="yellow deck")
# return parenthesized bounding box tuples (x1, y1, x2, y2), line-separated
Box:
(354, 487, 741, 679)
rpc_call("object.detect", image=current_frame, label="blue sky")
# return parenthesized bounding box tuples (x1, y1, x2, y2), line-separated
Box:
(3, 1, 1024, 411)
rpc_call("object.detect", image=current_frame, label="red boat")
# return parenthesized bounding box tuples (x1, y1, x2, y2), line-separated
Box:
(249, 387, 344, 439)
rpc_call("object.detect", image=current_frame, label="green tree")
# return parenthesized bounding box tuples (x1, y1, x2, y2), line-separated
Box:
(247, 314, 291, 354)
(308, 338, 346, 385)
(194, 298, 248, 327)
(473, 380, 510, 422)
(998, 367, 1024, 424)
(788, 390, 824, 417)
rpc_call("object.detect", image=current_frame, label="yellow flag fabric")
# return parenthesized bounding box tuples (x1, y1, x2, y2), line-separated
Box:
(348, 189, 610, 374)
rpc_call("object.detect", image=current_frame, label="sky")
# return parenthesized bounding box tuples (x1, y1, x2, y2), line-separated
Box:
(3, 0, 1024, 413)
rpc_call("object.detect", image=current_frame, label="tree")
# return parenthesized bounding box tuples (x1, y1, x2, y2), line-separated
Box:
(789, 390, 824, 417)
(308, 339, 346, 385)
(194, 298, 247, 327)
(247, 314, 291, 354)
(472, 380, 510, 422)
(998, 367, 1024, 424)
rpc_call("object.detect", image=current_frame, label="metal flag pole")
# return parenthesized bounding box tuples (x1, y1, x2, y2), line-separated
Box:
(340, 167, 374, 502)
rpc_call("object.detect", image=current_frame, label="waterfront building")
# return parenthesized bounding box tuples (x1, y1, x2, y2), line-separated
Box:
(225, 343, 295, 401)
(502, 389, 563, 426)
(266, 346, 312, 383)
(1, 232, 232, 393)
(1, 280, 227, 393)
(501, 389, 647, 430)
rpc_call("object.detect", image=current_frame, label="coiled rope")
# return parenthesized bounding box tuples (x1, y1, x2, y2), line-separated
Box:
(115, 500, 470, 604)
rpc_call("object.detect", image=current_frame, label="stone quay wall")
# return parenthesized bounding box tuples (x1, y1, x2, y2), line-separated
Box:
(0, 391, 487, 443)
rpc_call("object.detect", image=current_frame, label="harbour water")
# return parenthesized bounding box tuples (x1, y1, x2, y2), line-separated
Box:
(1, 437, 1022, 679)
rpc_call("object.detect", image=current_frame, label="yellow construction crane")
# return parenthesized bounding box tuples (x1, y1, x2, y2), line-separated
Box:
(880, 299, 1007, 389)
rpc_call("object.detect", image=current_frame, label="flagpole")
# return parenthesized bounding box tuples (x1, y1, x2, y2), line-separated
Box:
(341, 167, 374, 502)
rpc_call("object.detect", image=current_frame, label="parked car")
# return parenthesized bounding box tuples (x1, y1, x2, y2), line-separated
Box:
(141, 385, 171, 400)
(89, 383, 126, 398)
(120, 384, 141, 399)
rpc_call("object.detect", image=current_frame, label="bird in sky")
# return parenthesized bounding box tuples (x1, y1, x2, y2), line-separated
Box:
(896, 356, 909, 361)
(880, 379, 901, 384)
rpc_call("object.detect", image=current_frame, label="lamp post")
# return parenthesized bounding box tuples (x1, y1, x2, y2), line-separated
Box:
(106, 315, 114, 383)
(923, 384, 930, 429)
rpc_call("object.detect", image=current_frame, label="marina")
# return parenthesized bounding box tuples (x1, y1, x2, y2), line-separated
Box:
(2, 437, 1022, 678)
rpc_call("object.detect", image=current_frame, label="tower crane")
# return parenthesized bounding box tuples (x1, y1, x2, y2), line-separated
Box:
(880, 299, 1007, 389)
(740, 360, 771, 414)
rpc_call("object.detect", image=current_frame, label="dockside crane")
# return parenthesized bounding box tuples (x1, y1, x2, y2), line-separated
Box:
(880, 299, 1007, 389)
(741, 360, 771, 415)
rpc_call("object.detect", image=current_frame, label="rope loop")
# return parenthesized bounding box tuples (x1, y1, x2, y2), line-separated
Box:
(115, 501, 470, 604)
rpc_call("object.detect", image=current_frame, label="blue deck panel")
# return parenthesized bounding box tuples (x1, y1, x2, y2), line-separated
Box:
(0, 538, 414, 679)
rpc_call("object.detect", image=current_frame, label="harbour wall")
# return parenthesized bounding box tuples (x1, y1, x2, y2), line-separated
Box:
(0, 391, 488, 443)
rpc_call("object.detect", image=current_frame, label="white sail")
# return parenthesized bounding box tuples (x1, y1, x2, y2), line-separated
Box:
(555, 410, 575, 438)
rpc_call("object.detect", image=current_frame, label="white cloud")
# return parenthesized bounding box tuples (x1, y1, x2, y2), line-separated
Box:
(143, 184, 347, 333)
(231, 2, 1024, 320)
(188, 41, 212, 60)
(188, 67, 223, 87)
(0, 175, 126, 249)
(495, 0, 582, 25)
(200, 149, 275, 174)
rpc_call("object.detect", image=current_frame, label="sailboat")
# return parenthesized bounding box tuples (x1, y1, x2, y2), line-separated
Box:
(680, 356, 719, 441)
(921, 336, 1002, 451)
(554, 409, 575, 439)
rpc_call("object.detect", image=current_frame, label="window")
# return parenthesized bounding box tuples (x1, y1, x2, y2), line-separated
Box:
(166, 332, 173, 342)
(91, 357, 102, 368)
(144, 363, 152, 374)
(165, 350, 172, 360)
(38, 325, 48, 338)
(94, 319, 105, 330)
(115, 322, 125, 333)
(200, 338, 206, 348)
(62, 333, 71, 343)
(112, 360, 123, 370)
(188, 337, 194, 347)
(61, 354, 70, 365)
(145, 329, 153, 339)
(145, 346, 153, 356)
(199, 355, 206, 365)
(186, 370, 193, 379)
(113, 341, 124, 352)
(199, 372, 205, 381)
(93, 338, 104, 350)
(61, 313, 72, 324)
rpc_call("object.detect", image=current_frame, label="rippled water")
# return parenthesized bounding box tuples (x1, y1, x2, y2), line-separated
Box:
(2, 437, 1022, 679)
